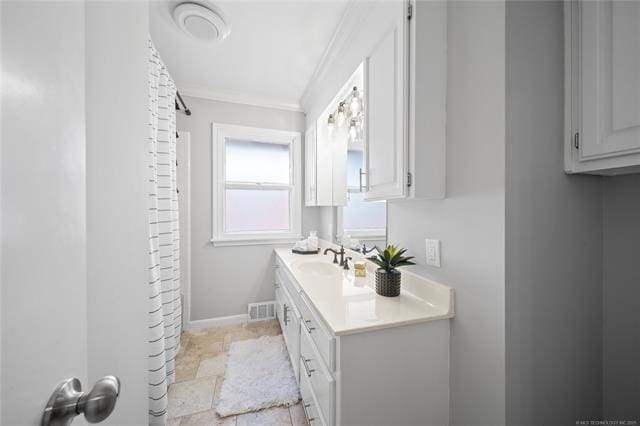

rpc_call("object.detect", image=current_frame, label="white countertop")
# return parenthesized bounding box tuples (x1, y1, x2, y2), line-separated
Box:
(274, 243, 455, 336)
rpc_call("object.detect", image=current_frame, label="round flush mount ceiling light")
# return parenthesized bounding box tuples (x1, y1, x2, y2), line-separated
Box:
(172, 2, 230, 43)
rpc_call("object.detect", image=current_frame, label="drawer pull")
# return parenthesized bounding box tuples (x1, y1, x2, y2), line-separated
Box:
(283, 304, 290, 325)
(274, 282, 280, 289)
(301, 356, 316, 377)
(303, 319, 315, 334)
(302, 402, 316, 423)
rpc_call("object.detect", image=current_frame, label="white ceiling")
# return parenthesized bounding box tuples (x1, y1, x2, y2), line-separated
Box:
(150, 0, 349, 111)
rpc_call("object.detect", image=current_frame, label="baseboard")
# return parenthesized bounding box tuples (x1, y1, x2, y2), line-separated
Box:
(186, 313, 248, 330)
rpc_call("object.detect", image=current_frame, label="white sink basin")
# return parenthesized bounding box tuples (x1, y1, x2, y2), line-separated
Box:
(293, 261, 341, 277)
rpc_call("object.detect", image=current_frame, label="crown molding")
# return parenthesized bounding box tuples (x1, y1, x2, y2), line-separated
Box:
(300, 0, 374, 113)
(179, 85, 304, 113)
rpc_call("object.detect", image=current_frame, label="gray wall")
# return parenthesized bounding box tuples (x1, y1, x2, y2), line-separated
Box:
(387, 2, 507, 425)
(176, 96, 319, 321)
(603, 174, 640, 420)
(505, 2, 604, 425)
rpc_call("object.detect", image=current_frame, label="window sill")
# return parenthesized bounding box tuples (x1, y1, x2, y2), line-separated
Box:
(210, 235, 302, 247)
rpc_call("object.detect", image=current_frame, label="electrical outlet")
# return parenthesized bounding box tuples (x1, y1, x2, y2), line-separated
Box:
(426, 239, 441, 267)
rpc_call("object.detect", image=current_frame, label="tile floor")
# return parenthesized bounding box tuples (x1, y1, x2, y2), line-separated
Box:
(168, 320, 309, 426)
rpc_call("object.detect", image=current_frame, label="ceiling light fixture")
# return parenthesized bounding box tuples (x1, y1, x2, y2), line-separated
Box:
(172, 2, 231, 43)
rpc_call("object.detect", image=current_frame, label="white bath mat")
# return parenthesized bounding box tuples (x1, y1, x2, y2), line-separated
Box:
(216, 335, 300, 417)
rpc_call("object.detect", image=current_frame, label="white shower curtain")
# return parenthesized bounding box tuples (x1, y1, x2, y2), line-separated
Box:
(148, 39, 181, 424)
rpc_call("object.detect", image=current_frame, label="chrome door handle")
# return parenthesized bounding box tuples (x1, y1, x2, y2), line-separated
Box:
(42, 376, 120, 426)
(359, 167, 367, 192)
(283, 304, 290, 325)
(301, 356, 316, 377)
(303, 319, 315, 334)
(302, 402, 316, 423)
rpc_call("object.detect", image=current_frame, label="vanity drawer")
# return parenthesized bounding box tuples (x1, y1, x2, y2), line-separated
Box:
(280, 285, 301, 383)
(299, 291, 335, 371)
(274, 260, 301, 302)
(300, 325, 334, 426)
(300, 367, 325, 426)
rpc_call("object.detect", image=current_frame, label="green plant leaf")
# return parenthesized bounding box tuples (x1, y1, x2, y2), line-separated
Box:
(384, 246, 393, 261)
(368, 244, 415, 271)
(389, 248, 408, 266)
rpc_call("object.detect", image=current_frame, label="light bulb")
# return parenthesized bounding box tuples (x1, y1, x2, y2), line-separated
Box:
(350, 86, 362, 114)
(336, 102, 346, 126)
(328, 114, 335, 136)
(349, 118, 358, 141)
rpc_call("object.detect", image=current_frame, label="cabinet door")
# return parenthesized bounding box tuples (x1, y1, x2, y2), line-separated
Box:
(304, 125, 317, 206)
(363, 1, 409, 201)
(580, 1, 640, 160)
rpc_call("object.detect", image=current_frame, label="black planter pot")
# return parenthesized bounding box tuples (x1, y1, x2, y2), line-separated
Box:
(375, 269, 401, 297)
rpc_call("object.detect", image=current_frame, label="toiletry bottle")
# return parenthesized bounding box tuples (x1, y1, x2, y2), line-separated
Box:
(308, 230, 318, 251)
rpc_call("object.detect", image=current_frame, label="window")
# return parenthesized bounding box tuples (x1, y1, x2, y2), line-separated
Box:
(337, 147, 386, 240)
(212, 123, 302, 246)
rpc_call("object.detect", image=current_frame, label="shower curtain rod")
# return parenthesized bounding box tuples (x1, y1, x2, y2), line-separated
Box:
(175, 91, 191, 116)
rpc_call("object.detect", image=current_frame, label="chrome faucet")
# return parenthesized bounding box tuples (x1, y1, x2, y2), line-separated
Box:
(343, 257, 353, 270)
(358, 244, 377, 255)
(324, 246, 346, 266)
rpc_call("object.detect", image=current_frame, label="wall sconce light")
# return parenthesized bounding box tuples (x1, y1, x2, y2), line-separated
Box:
(326, 86, 364, 143)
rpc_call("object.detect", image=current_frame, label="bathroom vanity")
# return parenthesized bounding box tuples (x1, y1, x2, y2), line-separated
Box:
(273, 244, 454, 426)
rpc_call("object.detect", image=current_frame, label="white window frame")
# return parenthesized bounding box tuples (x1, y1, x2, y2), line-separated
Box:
(211, 123, 302, 246)
(337, 143, 386, 241)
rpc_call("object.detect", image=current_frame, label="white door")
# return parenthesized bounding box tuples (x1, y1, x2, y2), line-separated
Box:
(2, 2, 149, 424)
(363, 1, 409, 201)
(2, 2, 88, 424)
(580, 1, 640, 160)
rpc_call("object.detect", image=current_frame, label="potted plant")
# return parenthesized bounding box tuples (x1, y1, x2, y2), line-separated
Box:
(368, 244, 416, 297)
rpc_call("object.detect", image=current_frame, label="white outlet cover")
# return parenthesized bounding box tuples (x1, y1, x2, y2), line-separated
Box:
(426, 239, 441, 267)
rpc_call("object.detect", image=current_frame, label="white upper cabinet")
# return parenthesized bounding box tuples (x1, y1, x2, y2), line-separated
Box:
(565, 1, 640, 175)
(363, 0, 447, 200)
(305, 125, 318, 206)
(363, 3, 409, 201)
(302, 0, 447, 202)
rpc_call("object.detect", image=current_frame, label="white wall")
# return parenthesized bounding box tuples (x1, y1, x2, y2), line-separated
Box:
(388, 3, 507, 424)
(603, 174, 640, 420)
(176, 96, 319, 321)
(85, 2, 149, 424)
(505, 2, 604, 424)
